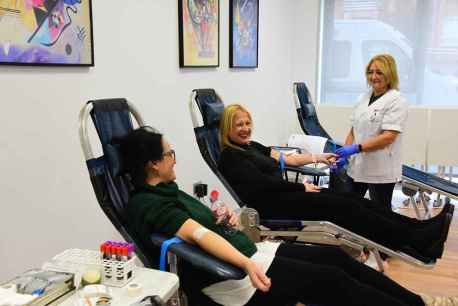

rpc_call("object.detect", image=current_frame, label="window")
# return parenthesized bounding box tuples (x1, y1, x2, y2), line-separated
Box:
(330, 40, 352, 78)
(319, 0, 458, 105)
(361, 40, 413, 92)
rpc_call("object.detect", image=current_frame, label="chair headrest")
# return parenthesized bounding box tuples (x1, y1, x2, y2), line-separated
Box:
(195, 89, 225, 128)
(303, 104, 316, 118)
(296, 82, 312, 106)
(89, 99, 133, 177)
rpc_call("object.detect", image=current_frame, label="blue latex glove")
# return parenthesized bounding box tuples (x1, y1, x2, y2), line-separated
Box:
(330, 157, 348, 173)
(335, 157, 348, 168)
(335, 144, 360, 159)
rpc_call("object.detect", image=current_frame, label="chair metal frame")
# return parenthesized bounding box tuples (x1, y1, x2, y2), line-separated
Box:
(190, 89, 436, 272)
(401, 166, 458, 220)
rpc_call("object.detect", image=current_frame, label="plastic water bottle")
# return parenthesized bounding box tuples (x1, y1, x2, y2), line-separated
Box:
(209, 190, 237, 235)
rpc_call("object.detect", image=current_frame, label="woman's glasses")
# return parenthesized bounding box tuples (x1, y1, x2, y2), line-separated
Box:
(162, 149, 176, 160)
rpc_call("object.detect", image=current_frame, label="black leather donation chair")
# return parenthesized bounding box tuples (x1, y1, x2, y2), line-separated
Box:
(79, 99, 245, 306)
(190, 88, 437, 272)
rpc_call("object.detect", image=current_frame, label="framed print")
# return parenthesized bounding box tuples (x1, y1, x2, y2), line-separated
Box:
(0, 0, 94, 66)
(178, 0, 219, 67)
(229, 0, 258, 68)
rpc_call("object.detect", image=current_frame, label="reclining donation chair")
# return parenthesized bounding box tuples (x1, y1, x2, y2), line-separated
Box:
(293, 82, 458, 220)
(189, 88, 436, 272)
(79, 99, 245, 306)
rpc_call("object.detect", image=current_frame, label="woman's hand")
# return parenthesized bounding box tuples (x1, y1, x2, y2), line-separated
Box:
(227, 209, 239, 227)
(335, 144, 360, 158)
(330, 157, 348, 173)
(304, 182, 321, 192)
(317, 153, 337, 165)
(243, 259, 271, 292)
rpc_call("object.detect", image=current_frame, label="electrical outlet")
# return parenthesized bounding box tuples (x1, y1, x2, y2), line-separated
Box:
(193, 181, 208, 198)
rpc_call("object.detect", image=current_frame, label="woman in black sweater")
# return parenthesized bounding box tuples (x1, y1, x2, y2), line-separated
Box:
(217, 104, 454, 261)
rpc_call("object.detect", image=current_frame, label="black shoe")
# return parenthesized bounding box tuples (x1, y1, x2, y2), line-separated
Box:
(422, 240, 445, 260)
(424, 213, 453, 259)
(439, 202, 454, 217)
(399, 245, 435, 264)
(439, 213, 453, 246)
(414, 203, 452, 228)
(447, 203, 455, 216)
(433, 202, 453, 221)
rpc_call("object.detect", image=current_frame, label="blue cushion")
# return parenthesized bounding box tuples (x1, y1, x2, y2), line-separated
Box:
(105, 143, 123, 177)
(296, 83, 312, 107)
(304, 104, 316, 118)
(197, 90, 225, 127)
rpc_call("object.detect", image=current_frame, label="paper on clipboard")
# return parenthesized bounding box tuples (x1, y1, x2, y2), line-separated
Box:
(287, 134, 327, 154)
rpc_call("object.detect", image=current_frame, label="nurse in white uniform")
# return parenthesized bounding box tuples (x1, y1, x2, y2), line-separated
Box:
(336, 54, 408, 210)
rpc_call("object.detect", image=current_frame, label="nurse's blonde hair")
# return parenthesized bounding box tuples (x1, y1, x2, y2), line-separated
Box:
(219, 104, 252, 151)
(365, 54, 399, 91)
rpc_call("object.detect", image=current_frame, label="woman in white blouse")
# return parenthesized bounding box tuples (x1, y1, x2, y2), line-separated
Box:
(336, 54, 408, 210)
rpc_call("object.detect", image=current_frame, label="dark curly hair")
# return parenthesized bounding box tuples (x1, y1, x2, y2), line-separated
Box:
(118, 126, 163, 188)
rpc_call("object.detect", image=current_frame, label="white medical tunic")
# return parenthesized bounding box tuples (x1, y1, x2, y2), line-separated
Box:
(347, 89, 408, 184)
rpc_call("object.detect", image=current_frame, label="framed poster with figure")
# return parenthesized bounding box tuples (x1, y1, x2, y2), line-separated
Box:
(229, 0, 258, 68)
(0, 0, 94, 66)
(178, 0, 219, 67)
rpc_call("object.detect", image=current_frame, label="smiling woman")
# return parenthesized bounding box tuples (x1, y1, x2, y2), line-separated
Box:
(336, 54, 407, 210)
(367, 62, 389, 96)
(146, 140, 177, 186)
(217, 103, 453, 261)
(220, 104, 253, 149)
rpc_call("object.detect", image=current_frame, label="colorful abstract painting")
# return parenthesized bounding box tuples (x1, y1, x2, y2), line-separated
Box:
(0, 0, 94, 66)
(229, 0, 258, 68)
(178, 0, 219, 67)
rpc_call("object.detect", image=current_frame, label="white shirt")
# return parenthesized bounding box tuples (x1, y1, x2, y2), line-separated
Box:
(348, 89, 408, 184)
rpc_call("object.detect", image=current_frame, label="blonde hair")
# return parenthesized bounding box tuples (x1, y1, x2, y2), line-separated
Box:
(219, 104, 252, 150)
(365, 54, 399, 91)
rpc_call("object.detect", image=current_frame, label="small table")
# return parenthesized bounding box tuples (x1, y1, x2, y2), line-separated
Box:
(57, 267, 179, 305)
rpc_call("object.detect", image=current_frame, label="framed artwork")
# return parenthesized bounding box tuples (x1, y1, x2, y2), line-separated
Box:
(178, 0, 219, 67)
(229, 0, 258, 68)
(0, 0, 94, 66)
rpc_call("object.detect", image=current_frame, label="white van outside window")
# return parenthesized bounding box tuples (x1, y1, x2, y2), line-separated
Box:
(319, 0, 458, 106)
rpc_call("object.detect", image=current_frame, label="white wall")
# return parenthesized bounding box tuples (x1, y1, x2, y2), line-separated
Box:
(0, 0, 321, 280)
(315, 105, 353, 141)
(290, 0, 322, 136)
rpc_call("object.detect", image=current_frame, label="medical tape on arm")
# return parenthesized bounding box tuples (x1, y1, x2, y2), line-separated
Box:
(192, 226, 210, 241)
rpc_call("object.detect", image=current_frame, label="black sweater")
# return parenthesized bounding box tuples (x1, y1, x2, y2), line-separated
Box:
(218, 141, 305, 203)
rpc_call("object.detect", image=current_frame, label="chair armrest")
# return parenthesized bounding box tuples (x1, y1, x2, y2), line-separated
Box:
(150, 233, 246, 281)
(261, 219, 304, 228)
(284, 165, 328, 177)
(271, 145, 301, 154)
(271, 146, 328, 176)
(328, 139, 343, 148)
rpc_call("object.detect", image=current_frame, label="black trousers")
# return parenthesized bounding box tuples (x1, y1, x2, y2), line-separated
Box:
(349, 179, 396, 211)
(247, 189, 436, 252)
(248, 243, 424, 306)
